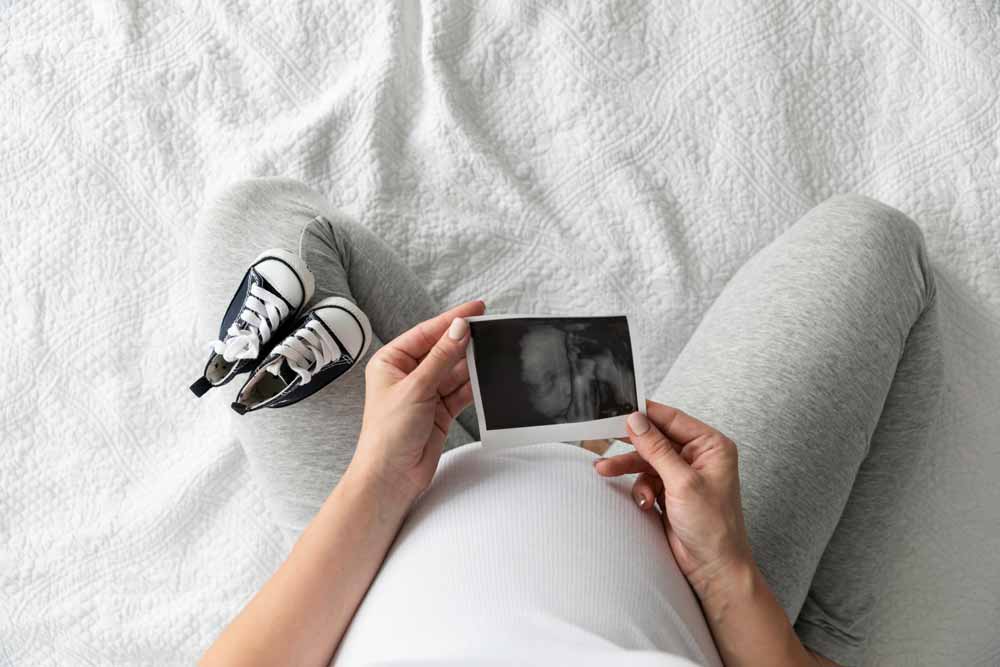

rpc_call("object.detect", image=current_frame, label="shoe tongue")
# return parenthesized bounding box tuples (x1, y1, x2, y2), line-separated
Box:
(263, 356, 300, 386)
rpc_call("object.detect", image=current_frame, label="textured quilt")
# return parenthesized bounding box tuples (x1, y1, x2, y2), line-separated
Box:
(2, 1, 999, 665)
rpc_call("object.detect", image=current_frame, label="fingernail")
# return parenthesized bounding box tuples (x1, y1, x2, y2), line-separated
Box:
(627, 412, 650, 435)
(634, 492, 647, 508)
(448, 317, 468, 340)
(592, 457, 605, 468)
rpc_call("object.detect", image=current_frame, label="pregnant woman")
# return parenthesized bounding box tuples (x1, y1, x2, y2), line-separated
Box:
(194, 179, 940, 667)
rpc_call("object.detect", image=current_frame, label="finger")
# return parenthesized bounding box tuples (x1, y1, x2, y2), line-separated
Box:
(434, 400, 454, 437)
(437, 358, 469, 397)
(627, 412, 695, 488)
(611, 434, 683, 455)
(442, 380, 474, 418)
(388, 301, 485, 363)
(420, 432, 446, 472)
(367, 343, 417, 381)
(644, 401, 721, 446)
(632, 472, 664, 511)
(423, 404, 452, 466)
(408, 317, 472, 394)
(593, 451, 656, 477)
(680, 436, 715, 464)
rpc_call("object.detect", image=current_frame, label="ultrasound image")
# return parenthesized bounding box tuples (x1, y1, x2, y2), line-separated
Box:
(469, 316, 638, 430)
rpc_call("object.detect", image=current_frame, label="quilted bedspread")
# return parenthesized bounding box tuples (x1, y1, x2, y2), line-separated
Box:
(2, 1, 998, 665)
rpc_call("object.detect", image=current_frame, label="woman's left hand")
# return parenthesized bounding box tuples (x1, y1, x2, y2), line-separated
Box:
(593, 401, 753, 598)
(349, 300, 485, 506)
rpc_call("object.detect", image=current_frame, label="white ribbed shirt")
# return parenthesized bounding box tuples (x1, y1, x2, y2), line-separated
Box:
(334, 443, 723, 667)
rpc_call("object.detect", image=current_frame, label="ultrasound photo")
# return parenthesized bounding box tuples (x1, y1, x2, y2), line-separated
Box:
(465, 315, 644, 448)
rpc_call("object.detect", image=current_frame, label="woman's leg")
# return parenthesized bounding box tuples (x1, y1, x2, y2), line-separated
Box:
(653, 195, 941, 665)
(193, 177, 477, 540)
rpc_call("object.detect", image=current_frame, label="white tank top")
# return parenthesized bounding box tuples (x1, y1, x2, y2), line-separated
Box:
(334, 443, 723, 667)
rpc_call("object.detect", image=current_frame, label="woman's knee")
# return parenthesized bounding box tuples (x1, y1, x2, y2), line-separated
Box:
(192, 176, 337, 288)
(299, 205, 385, 272)
(814, 194, 924, 249)
(202, 177, 327, 226)
(804, 194, 935, 302)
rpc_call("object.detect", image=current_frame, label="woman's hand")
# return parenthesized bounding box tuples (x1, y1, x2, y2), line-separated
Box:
(201, 300, 483, 667)
(202, 301, 485, 667)
(349, 300, 485, 507)
(594, 401, 752, 598)
(597, 403, 844, 666)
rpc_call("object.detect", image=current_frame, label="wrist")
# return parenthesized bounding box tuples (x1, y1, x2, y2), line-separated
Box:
(692, 555, 814, 667)
(689, 555, 760, 624)
(341, 455, 421, 517)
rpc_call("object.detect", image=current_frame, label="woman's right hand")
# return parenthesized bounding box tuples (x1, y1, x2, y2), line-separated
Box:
(593, 401, 754, 599)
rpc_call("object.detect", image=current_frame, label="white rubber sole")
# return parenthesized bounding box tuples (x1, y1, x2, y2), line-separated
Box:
(253, 247, 316, 308)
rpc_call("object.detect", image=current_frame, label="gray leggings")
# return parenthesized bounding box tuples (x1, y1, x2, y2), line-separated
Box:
(193, 178, 941, 666)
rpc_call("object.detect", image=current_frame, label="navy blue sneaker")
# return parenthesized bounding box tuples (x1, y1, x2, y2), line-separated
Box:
(231, 297, 371, 413)
(190, 249, 315, 397)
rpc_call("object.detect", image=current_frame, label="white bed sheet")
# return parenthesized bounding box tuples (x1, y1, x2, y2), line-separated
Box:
(2, 2, 998, 665)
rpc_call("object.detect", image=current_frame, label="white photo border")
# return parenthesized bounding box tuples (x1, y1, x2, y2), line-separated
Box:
(464, 313, 646, 449)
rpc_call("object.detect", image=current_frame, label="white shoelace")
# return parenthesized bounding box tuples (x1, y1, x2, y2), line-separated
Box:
(267, 319, 343, 384)
(210, 284, 290, 362)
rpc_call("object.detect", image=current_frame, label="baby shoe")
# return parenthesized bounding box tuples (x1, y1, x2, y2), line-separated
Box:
(231, 296, 372, 413)
(190, 249, 315, 397)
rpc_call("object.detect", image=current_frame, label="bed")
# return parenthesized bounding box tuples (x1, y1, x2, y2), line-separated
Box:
(3, 1, 998, 665)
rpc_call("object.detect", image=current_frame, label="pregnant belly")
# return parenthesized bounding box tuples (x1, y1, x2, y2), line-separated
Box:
(334, 443, 722, 666)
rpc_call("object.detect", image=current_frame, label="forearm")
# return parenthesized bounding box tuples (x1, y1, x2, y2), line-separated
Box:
(694, 560, 839, 667)
(200, 464, 413, 667)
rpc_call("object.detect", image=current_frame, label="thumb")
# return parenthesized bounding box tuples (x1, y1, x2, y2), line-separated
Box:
(410, 317, 471, 393)
(627, 412, 694, 488)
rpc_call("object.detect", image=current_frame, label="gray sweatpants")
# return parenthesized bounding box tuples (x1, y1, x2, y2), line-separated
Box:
(193, 178, 941, 666)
